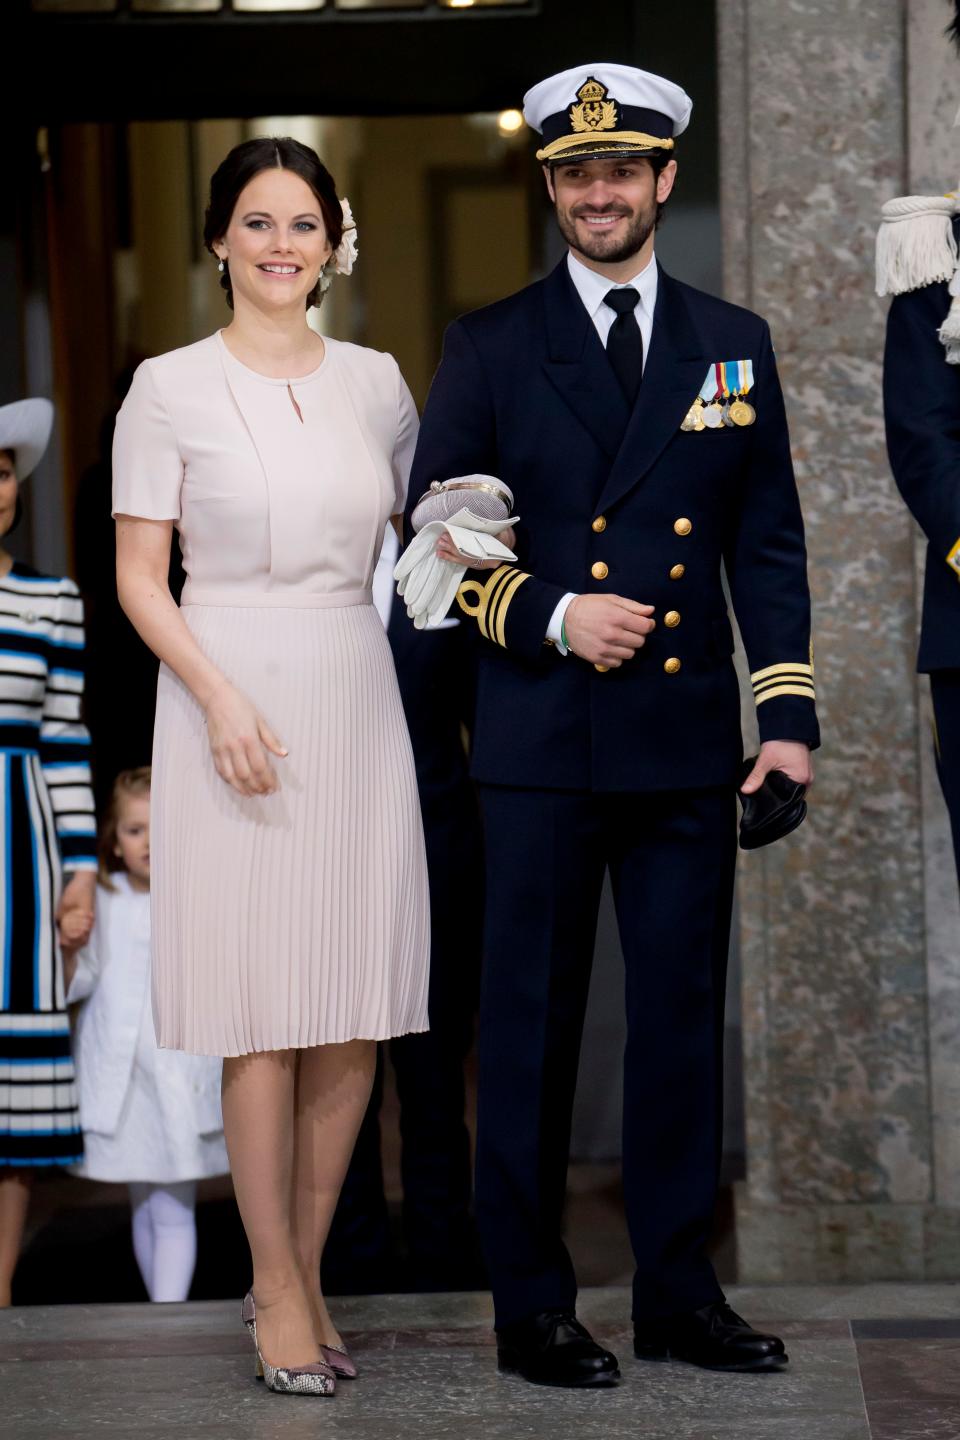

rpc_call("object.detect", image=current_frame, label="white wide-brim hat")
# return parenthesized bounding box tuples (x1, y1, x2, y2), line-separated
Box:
(0, 398, 54, 480)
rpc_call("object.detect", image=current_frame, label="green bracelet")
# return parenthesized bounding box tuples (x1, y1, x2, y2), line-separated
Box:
(560, 615, 569, 651)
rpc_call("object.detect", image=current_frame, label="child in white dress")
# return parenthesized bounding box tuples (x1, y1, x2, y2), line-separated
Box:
(66, 768, 229, 1302)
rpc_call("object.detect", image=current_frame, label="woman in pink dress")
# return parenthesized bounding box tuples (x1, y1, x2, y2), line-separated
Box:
(113, 137, 429, 1396)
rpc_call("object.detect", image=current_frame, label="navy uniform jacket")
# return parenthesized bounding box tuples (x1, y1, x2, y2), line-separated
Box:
(408, 259, 819, 793)
(883, 245, 960, 673)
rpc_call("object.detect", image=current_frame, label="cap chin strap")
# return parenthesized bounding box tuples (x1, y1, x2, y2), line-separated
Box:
(536, 130, 674, 163)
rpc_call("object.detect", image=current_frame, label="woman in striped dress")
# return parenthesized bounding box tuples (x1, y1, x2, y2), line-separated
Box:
(0, 400, 98, 1305)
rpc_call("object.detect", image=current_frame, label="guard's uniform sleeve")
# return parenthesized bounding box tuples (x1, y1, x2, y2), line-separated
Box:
(883, 284, 960, 581)
(407, 320, 567, 662)
(724, 323, 820, 749)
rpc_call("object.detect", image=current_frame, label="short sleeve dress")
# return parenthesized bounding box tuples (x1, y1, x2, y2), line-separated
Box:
(112, 332, 430, 1057)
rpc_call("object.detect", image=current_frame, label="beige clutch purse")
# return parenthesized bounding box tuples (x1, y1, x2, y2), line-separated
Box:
(410, 474, 514, 532)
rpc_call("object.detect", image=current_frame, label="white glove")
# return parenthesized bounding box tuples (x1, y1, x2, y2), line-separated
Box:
(394, 509, 519, 629)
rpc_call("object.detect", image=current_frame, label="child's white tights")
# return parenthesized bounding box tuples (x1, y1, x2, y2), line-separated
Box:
(128, 1181, 198, 1302)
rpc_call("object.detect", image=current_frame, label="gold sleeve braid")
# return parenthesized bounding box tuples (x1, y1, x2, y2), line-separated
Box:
(456, 565, 532, 648)
(750, 661, 816, 707)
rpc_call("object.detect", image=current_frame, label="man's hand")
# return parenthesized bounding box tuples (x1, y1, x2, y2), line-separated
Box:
(564, 594, 656, 667)
(740, 740, 813, 794)
(436, 527, 517, 571)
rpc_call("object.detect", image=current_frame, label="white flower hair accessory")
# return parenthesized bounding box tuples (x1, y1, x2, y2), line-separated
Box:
(318, 197, 358, 293)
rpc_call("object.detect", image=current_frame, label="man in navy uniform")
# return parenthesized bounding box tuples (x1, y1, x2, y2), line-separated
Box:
(408, 62, 818, 1387)
(880, 189, 960, 891)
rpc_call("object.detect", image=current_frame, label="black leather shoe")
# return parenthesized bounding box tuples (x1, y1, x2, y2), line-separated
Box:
(497, 1310, 621, 1387)
(633, 1302, 788, 1372)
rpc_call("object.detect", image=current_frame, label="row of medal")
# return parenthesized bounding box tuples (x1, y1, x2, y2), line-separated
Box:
(681, 360, 757, 431)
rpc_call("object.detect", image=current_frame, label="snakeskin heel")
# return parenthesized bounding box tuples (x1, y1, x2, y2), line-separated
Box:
(320, 1343, 358, 1379)
(241, 1292, 336, 1396)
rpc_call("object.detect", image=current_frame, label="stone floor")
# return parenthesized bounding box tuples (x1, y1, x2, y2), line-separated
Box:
(1, 1283, 958, 1440)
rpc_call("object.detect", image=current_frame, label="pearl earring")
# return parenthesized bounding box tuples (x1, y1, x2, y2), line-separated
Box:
(217, 259, 225, 273)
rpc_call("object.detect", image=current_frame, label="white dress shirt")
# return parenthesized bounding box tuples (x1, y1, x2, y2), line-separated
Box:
(546, 251, 659, 652)
(565, 249, 658, 363)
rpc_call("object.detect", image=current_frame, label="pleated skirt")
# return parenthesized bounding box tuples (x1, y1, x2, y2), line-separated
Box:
(151, 599, 430, 1057)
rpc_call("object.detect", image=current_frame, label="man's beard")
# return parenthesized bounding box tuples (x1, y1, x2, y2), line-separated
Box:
(556, 200, 657, 265)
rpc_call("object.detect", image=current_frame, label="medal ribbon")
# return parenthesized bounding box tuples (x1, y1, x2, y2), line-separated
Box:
(720, 359, 756, 396)
(698, 366, 719, 403)
(734, 359, 754, 395)
(697, 360, 755, 403)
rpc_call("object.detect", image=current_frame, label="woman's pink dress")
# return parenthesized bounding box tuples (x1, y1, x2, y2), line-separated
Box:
(113, 331, 430, 1057)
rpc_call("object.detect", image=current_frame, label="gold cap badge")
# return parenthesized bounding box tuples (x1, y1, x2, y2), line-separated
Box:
(570, 78, 619, 134)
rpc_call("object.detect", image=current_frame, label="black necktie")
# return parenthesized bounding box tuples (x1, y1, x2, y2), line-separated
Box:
(603, 287, 643, 404)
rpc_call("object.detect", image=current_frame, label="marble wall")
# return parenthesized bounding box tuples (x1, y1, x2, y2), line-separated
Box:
(721, 0, 960, 1280)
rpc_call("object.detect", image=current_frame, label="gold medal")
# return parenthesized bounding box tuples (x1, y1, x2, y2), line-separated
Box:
(680, 397, 704, 432)
(729, 398, 756, 426)
(702, 402, 724, 429)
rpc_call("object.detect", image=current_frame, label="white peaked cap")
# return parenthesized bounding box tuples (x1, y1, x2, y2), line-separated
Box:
(523, 62, 692, 164)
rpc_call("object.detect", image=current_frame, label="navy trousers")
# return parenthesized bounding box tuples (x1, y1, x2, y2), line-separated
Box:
(475, 783, 737, 1328)
(931, 670, 960, 890)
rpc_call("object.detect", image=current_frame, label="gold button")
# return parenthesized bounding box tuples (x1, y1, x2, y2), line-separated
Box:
(595, 664, 610, 673)
(669, 564, 685, 580)
(592, 515, 607, 533)
(674, 518, 692, 536)
(664, 657, 681, 675)
(664, 610, 681, 628)
(591, 561, 609, 580)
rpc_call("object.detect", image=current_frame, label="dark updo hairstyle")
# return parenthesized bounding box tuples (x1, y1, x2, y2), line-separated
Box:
(203, 137, 344, 311)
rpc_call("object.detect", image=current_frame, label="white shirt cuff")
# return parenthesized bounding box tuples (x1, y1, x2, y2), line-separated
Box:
(547, 593, 578, 655)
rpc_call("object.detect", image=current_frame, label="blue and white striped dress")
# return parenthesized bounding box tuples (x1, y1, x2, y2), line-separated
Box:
(0, 563, 96, 1167)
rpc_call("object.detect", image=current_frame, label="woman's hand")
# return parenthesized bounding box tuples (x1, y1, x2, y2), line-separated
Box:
(57, 871, 96, 951)
(204, 680, 288, 797)
(435, 526, 517, 571)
